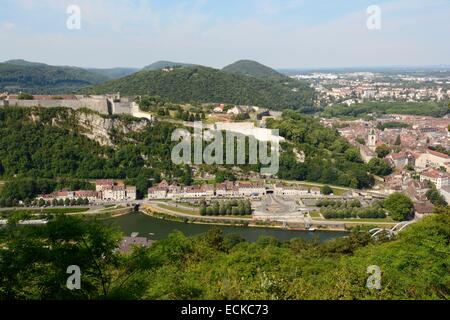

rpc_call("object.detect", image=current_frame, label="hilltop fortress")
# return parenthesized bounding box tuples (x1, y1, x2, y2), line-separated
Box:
(0, 92, 153, 121)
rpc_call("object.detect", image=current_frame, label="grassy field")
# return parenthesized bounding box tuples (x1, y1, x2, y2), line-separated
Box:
(43, 208, 90, 214)
(309, 211, 323, 218)
(159, 203, 200, 215)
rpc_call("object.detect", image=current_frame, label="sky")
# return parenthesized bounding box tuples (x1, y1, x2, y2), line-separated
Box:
(0, 0, 449, 69)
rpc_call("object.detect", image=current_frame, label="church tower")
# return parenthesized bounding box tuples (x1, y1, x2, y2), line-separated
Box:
(368, 129, 377, 150)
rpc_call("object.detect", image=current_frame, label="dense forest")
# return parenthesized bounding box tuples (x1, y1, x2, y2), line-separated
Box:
(0, 212, 448, 299)
(143, 60, 196, 71)
(0, 107, 192, 200)
(321, 101, 449, 118)
(84, 66, 314, 110)
(222, 60, 286, 79)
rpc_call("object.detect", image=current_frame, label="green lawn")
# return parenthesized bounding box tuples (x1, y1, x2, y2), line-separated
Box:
(309, 211, 323, 218)
(159, 204, 200, 215)
(43, 208, 90, 214)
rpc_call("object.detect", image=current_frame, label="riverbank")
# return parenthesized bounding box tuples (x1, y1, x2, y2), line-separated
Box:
(142, 203, 347, 232)
(109, 211, 348, 242)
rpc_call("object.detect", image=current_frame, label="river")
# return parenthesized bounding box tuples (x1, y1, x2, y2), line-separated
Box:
(107, 212, 347, 242)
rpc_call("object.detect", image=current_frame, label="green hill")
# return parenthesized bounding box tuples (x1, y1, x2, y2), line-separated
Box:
(86, 67, 140, 80)
(222, 59, 285, 79)
(143, 60, 196, 71)
(0, 60, 109, 94)
(85, 66, 314, 109)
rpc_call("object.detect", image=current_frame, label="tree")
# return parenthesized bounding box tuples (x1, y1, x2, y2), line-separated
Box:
(180, 166, 193, 186)
(321, 185, 333, 195)
(17, 92, 34, 100)
(375, 144, 390, 158)
(426, 188, 448, 206)
(383, 193, 414, 221)
(0, 215, 129, 299)
(367, 158, 392, 176)
(433, 205, 450, 215)
(394, 135, 401, 146)
(345, 147, 363, 163)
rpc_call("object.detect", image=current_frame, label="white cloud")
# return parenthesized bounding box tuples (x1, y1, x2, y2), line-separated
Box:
(2, 21, 15, 30)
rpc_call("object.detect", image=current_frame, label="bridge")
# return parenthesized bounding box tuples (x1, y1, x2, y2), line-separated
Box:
(369, 221, 415, 239)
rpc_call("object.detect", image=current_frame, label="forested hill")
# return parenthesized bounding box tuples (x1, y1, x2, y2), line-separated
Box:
(86, 67, 140, 80)
(222, 60, 285, 79)
(143, 60, 196, 71)
(0, 60, 109, 94)
(84, 66, 314, 110)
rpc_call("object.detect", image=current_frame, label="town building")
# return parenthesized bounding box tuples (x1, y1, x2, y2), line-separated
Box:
(416, 149, 450, 171)
(39, 190, 101, 202)
(237, 182, 266, 197)
(414, 203, 435, 219)
(95, 180, 137, 201)
(310, 187, 322, 196)
(420, 169, 450, 190)
(215, 181, 239, 197)
(95, 179, 115, 192)
(438, 186, 450, 205)
(274, 183, 309, 196)
(387, 151, 415, 168)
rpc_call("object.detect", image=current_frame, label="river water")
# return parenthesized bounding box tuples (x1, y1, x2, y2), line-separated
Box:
(107, 212, 347, 242)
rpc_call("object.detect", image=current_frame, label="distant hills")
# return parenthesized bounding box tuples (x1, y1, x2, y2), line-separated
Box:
(143, 60, 196, 71)
(0, 60, 109, 94)
(84, 65, 314, 110)
(0, 59, 314, 109)
(86, 67, 140, 80)
(222, 60, 286, 79)
(0, 60, 141, 94)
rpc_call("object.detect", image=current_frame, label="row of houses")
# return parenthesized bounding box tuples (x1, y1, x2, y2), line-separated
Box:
(387, 149, 450, 171)
(148, 180, 268, 200)
(39, 190, 101, 203)
(39, 180, 137, 202)
(148, 180, 322, 200)
(274, 183, 321, 196)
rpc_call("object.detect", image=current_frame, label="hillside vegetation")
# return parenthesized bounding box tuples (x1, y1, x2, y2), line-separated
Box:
(222, 60, 285, 79)
(0, 212, 448, 299)
(85, 66, 314, 110)
(268, 110, 376, 189)
(143, 60, 196, 71)
(0, 106, 377, 203)
(86, 67, 140, 80)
